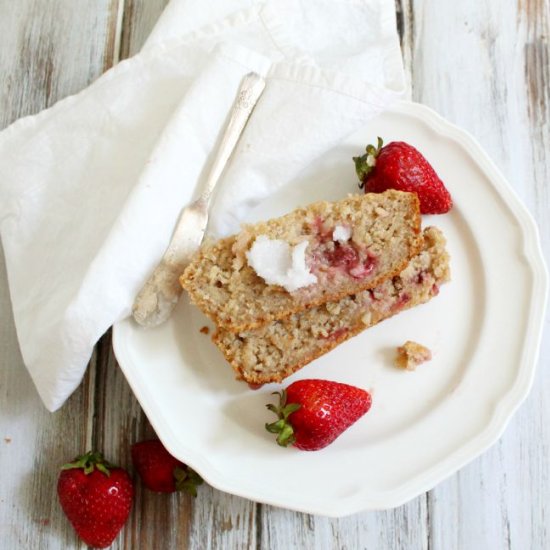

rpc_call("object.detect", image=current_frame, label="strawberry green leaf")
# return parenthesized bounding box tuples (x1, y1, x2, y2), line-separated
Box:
(265, 390, 300, 447)
(174, 466, 203, 497)
(353, 137, 384, 187)
(61, 450, 114, 476)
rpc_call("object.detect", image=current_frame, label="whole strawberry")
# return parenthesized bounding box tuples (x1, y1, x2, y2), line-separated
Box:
(265, 379, 372, 451)
(354, 137, 452, 214)
(131, 439, 203, 496)
(57, 451, 133, 549)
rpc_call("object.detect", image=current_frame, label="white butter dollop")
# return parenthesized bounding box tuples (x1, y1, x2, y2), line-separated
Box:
(246, 235, 317, 292)
(332, 224, 351, 242)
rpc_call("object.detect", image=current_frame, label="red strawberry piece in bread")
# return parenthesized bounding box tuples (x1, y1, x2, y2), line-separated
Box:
(131, 439, 202, 496)
(265, 379, 372, 451)
(57, 451, 133, 549)
(354, 137, 452, 214)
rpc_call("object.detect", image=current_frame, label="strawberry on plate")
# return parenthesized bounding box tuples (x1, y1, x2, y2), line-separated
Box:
(265, 379, 372, 451)
(131, 439, 203, 496)
(57, 451, 133, 549)
(354, 137, 453, 214)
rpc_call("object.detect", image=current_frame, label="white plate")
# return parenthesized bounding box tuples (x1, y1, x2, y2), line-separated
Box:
(113, 101, 548, 516)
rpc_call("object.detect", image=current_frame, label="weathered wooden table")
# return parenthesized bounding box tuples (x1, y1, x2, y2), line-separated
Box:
(1, 1, 549, 548)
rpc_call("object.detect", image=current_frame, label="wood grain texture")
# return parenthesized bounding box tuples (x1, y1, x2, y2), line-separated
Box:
(0, 1, 549, 549)
(408, 1, 550, 549)
(0, 1, 120, 548)
(0, 0, 120, 127)
(119, 0, 170, 58)
(260, 500, 428, 550)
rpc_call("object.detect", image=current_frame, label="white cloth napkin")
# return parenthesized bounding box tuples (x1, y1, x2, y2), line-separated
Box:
(0, 0, 406, 411)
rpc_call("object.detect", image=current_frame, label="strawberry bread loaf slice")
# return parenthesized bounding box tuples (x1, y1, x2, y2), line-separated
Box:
(212, 226, 450, 385)
(180, 190, 422, 332)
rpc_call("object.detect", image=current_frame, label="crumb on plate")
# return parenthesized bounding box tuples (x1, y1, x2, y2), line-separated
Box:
(395, 340, 432, 371)
(199, 326, 210, 335)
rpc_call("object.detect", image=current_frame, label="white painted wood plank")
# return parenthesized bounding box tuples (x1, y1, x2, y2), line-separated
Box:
(0, 245, 94, 550)
(261, 500, 428, 550)
(256, 3, 429, 547)
(409, 1, 550, 549)
(110, 3, 259, 549)
(0, 0, 121, 126)
(187, 488, 257, 550)
(0, 1, 121, 549)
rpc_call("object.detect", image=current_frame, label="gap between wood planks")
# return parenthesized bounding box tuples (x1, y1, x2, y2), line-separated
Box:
(395, 2, 433, 549)
(103, 0, 129, 71)
(395, 0, 415, 91)
(113, 0, 126, 65)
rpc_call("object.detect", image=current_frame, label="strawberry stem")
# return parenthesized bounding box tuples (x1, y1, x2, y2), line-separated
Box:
(265, 390, 301, 447)
(353, 136, 383, 188)
(61, 451, 114, 477)
(173, 466, 203, 497)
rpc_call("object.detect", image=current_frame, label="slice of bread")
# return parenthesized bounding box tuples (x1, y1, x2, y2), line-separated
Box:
(212, 226, 450, 384)
(181, 190, 422, 332)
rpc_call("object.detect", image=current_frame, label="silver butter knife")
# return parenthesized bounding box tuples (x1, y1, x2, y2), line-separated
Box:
(132, 72, 266, 327)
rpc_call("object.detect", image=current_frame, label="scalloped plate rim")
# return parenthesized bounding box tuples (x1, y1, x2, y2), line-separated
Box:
(113, 100, 548, 516)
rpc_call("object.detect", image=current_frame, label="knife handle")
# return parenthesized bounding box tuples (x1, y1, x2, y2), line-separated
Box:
(200, 72, 266, 203)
